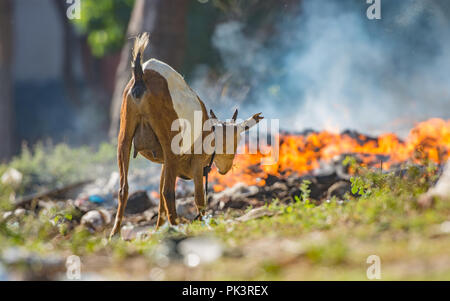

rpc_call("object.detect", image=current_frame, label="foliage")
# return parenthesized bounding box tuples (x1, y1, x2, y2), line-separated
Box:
(0, 142, 117, 209)
(299, 179, 311, 201)
(71, 0, 135, 57)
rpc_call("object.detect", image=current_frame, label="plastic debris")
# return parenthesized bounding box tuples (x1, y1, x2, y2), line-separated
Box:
(88, 195, 106, 204)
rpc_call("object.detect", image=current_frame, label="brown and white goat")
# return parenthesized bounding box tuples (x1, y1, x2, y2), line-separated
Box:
(110, 33, 263, 238)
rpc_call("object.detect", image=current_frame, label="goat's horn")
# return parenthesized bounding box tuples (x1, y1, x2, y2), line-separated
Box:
(232, 109, 238, 122)
(210, 109, 218, 120)
(238, 113, 264, 133)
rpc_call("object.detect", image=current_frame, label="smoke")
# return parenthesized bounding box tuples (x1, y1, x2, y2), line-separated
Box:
(190, 0, 450, 137)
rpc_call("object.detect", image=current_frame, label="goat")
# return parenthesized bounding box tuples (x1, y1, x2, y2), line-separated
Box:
(110, 33, 263, 238)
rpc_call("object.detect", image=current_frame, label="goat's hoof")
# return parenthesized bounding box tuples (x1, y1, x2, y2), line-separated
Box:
(109, 229, 121, 241)
(194, 211, 206, 221)
(177, 217, 190, 224)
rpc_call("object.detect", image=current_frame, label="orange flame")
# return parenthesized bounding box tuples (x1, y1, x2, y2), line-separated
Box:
(210, 118, 450, 192)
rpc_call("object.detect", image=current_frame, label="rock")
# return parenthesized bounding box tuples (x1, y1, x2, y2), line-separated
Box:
(176, 197, 197, 220)
(440, 221, 450, 234)
(14, 208, 27, 218)
(289, 187, 302, 199)
(125, 190, 153, 214)
(0, 263, 8, 281)
(1, 168, 23, 188)
(126, 207, 158, 226)
(417, 194, 434, 209)
(419, 162, 450, 208)
(81, 209, 112, 232)
(2, 211, 13, 220)
(175, 179, 195, 198)
(313, 170, 339, 185)
(38, 200, 60, 211)
(74, 197, 98, 212)
(235, 207, 275, 222)
(149, 267, 166, 281)
(120, 224, 136, 241)
(326, 181, 352, 200)
(270, 181, 288, 192)
(152, 236, 186, 265)
(228, 200, 249, 209)
(210, 183, 259, 209)
(332, 157, 352, 180)
(177, 236, 223, 267)
(264, 174, 280, 186)
(1, 247, 64, 280)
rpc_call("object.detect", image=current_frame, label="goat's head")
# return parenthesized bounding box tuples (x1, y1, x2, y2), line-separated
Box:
(210, 109, 263, 175)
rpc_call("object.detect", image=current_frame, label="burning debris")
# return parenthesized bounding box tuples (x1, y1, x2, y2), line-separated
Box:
(3, 118, 449, 235)
(210, 118, 450, 192)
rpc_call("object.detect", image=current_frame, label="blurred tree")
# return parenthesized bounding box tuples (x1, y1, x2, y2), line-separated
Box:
(53, 0, 82, 105)
(0, 0, 14, 161)
(71, 0, 135, 57)
(53, 0, 135, 138)
(109, 0, 190, 139)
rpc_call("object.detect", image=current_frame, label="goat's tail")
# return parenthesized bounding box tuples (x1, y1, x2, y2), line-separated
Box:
(131, 32, 150, 81)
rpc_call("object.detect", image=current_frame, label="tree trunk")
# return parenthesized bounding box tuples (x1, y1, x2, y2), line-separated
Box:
(108, 0, 190, 139)
(0, 0, 14, 161)
(52, 0, 81, 106)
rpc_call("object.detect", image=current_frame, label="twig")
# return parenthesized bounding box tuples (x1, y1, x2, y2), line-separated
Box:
(13, 180, 93, 209)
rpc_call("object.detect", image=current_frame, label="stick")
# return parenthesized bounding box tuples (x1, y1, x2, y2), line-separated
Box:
(13, 180, 93, 209)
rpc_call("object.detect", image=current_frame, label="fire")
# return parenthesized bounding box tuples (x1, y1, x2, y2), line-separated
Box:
(210, 118, 450, 192)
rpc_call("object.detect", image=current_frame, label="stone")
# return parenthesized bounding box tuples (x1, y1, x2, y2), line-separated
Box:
(125, 190, 153, 214)
(235, 207, 275, 222)
(1, 168, 23, 188)
(14, 208, 27, 218)
(177, 236, 223, 266)
(176, 197, 197, 220)
(419, 162, 450, 208)
(327, 181, 352, 200)
(1, 247, 64, 280)
(81, 209, 112, 232)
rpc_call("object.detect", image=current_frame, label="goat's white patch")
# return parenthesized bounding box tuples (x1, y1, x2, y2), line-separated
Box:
(144, 59, 203, 154)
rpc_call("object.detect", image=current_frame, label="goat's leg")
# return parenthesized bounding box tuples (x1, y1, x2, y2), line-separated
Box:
(110, 136, 133, 238)
(155, 164, 166, 229)
(161, 163, 178, 225)
(193, 169, 206, 220)
(110, 103, 136, 239)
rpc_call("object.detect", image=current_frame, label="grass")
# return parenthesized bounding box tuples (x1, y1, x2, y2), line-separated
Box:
(0, 144, 449, 280)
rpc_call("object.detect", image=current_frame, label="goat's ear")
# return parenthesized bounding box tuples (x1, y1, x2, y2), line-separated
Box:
(231, 109, 238, 122)
(210, 109, 218, 120)
(238, 113, 264, 133)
